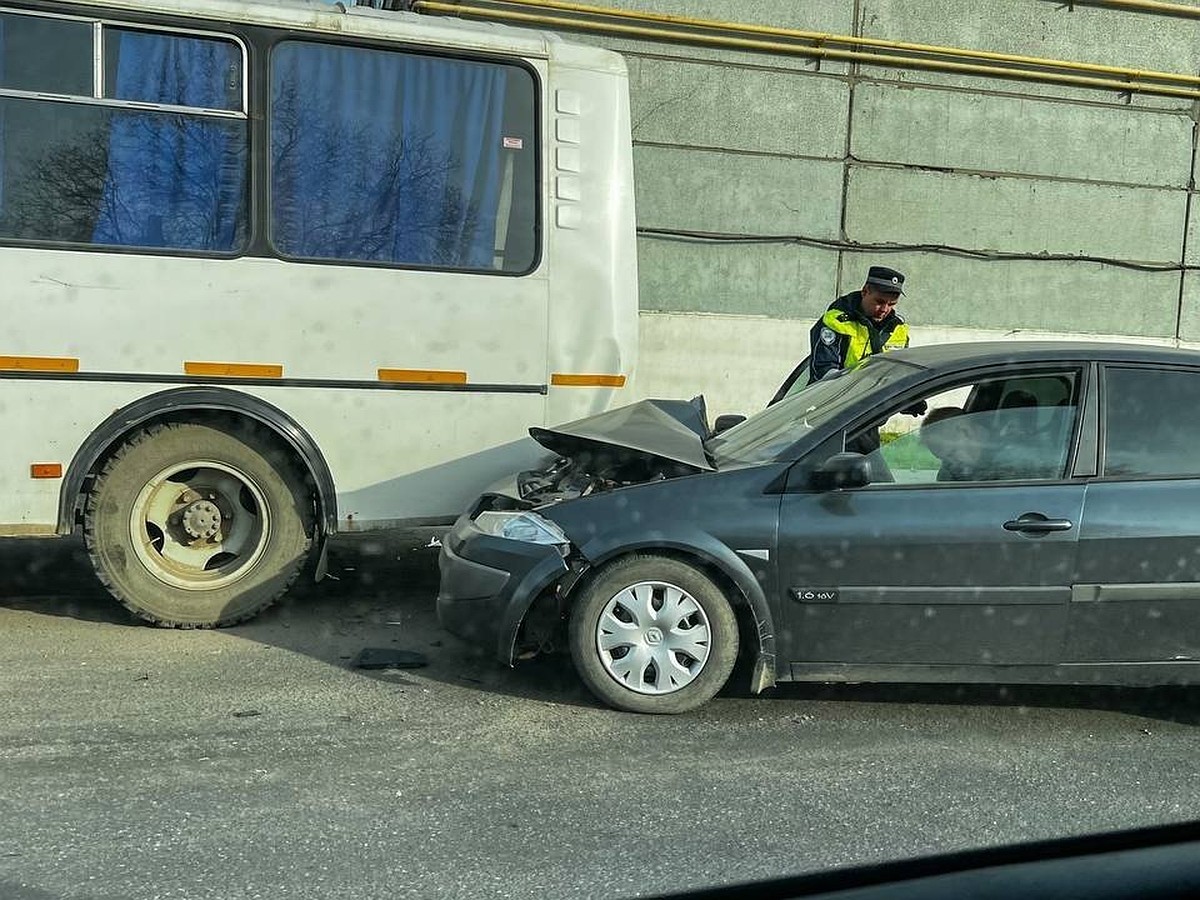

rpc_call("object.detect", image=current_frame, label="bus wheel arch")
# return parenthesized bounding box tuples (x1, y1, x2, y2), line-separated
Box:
(60, 387, 337, 537)
(63, 391, 336, 628)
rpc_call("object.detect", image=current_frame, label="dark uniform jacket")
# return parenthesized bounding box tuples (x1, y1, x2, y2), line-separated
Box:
(808, 291, 909, 384)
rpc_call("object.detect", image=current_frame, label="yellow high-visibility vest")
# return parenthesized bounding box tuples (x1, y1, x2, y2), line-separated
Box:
(820, 309, 909, 370)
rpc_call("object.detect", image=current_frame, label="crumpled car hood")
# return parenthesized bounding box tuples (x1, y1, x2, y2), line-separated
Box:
(528, 397, 714, 472)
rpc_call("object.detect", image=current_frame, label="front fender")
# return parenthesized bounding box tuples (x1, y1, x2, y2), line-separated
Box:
(572, 528, 778, 693)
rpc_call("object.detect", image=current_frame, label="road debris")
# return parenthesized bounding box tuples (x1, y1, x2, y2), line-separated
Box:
(351, 647, 428, 670)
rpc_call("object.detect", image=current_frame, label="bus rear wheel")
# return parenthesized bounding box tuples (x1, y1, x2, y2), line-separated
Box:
(84, 422, 314, 627)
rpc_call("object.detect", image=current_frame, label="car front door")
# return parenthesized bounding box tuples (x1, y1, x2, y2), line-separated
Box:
(1066, 364, 1200, 665)
(777, 367, 1088, 673)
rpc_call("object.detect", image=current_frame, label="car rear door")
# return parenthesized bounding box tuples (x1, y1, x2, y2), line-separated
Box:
(777, 366, 1089, 671)
(1066, 364, 1200, 665)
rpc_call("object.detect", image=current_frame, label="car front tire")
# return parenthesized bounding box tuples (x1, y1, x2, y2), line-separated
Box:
(568, 554, 739, 714)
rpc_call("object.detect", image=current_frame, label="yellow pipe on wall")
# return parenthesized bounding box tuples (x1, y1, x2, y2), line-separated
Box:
(1077, 0, 1200, 17)
(481, 0, 1200, 87)
(412, 0, 1200, 99)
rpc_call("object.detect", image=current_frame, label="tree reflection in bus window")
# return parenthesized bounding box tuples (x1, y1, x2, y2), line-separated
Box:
(0, 14, 248, 252)
(269, 41, 537, 273)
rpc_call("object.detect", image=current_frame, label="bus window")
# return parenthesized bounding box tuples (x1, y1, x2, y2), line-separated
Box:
(0, 11, 248, 252)
(269, 40, 537, 273)
(103, 28, 244, 112)
(0, 11, 92, 95)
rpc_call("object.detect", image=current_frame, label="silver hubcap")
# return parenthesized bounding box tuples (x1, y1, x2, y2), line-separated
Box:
(596, 580, 712, 695)
(130, 461, 271, 591)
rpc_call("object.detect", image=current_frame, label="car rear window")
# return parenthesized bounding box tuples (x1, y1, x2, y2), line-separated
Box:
(1104, 366, 1200, 477)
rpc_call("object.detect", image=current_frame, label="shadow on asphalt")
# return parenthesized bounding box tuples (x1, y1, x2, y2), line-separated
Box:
(4, 534, 1200, 724)
(0, 537, 136, 626)
(760, 680, 1200, 727)
(0, 534, 599, 710)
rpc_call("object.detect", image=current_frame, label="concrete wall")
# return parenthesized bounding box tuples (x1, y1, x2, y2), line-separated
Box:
(565, 0, 1200, 414)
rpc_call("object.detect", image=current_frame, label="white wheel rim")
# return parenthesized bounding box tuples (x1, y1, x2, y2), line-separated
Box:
(596, 580, 712, 696)
(129, 460, 271, 591)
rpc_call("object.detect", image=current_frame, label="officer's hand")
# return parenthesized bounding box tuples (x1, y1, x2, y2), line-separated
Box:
(902, 400, 928, 417)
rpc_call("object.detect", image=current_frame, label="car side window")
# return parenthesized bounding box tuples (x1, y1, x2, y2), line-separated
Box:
(1104, 367, 1200, 477)
(851, 372, 1080, 485)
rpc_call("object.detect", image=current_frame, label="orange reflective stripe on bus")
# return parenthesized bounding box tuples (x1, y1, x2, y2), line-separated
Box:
(184, 361, 284, 378)
(378, 368, 469, 385)
(550, 373, 627, 387)
(0, 355, 79, 373)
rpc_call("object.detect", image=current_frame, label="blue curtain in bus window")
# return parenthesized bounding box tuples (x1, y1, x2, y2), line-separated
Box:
(271, 42, 508, 268)
(92, 31, 246, 251)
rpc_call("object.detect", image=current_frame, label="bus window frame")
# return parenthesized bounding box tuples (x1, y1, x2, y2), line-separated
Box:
(263, 33, 544, 279)
(0, 4, 545, 276)
(0, 4, 252, 258)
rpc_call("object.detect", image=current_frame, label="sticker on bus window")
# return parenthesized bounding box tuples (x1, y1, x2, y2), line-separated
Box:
(502, 136, 524, 150)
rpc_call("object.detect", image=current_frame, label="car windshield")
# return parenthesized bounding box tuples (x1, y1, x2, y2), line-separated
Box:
(708, 356, 915, 467)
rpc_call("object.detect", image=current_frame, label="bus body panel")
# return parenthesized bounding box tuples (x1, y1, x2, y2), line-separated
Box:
(0, 378, 551, 532)
(544, 55, 639, 427)
(0, 0, 636, 533)
(1, 248, 551, 383)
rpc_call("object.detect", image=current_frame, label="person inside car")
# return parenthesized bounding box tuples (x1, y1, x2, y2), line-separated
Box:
(919, 406, 990, 482)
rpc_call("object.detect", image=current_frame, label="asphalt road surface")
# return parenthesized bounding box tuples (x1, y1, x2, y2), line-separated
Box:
(3, 535, 1200, 900)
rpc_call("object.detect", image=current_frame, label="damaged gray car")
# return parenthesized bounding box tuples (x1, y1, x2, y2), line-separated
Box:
(438, 342, 1200, 713)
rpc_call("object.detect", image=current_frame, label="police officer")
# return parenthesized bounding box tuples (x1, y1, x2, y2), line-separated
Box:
(808, 265, 909, 384)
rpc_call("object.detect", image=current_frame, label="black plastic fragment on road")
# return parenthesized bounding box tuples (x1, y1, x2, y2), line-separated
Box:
(352, 647, 428, 670)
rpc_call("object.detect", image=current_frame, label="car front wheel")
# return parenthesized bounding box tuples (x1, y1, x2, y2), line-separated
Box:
(568, 555, 739, 714)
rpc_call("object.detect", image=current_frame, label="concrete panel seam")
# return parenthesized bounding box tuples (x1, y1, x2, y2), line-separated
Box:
(852, 73, 1198, 118)
(633, 139, 847, 165)
(851, 73, 1197, 115)
(1067, 0, 1200, 21)
(846, 158, 1188, 193)
(626, 52, 1194, 114)
(627, 54, 1197, 114)
(637, 226, 1200, 274)
(837, 0, 864, 306)
(1175, 120, 1199, 339)
(622, 48, 845, 83)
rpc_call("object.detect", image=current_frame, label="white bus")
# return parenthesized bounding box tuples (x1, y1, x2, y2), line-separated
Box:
(0, 0, 638, 626)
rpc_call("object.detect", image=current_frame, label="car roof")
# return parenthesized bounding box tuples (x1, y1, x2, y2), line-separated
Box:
(889, 340, 1200, 370)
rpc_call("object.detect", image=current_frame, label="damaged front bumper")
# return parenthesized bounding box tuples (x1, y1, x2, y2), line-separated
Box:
(436, 511, 574, 665)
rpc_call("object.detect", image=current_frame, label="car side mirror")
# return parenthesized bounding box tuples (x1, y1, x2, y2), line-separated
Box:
(713, 414, 746, 435)
(810, 452, 872, 490)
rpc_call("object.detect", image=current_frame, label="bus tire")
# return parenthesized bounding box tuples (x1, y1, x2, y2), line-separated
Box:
(84, 422, 314, 628)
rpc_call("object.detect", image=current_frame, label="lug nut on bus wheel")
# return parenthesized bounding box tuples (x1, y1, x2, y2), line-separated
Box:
(182, 500, 222, 540)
